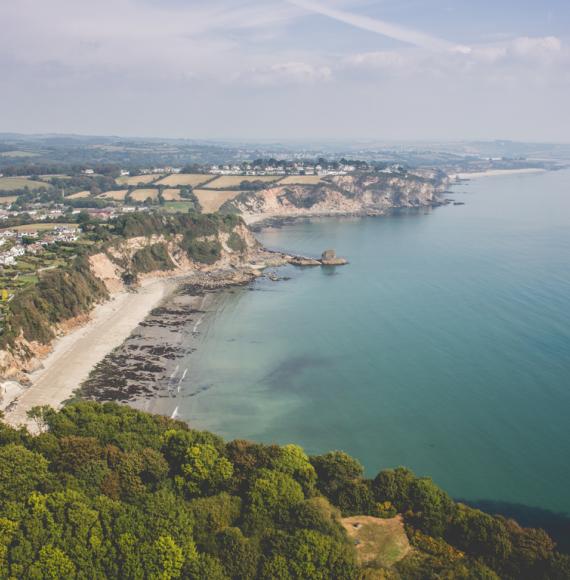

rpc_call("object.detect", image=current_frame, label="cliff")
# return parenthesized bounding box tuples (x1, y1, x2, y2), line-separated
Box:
(222, 171, 449, 223)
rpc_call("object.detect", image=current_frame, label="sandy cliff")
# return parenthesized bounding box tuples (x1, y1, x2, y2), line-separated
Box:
(224, 172, 449, 223)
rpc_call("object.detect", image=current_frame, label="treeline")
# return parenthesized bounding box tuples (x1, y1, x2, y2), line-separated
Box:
(0, 164, 123, 178)
(0, 402, 567, 579)
(0, 256, 108, 349)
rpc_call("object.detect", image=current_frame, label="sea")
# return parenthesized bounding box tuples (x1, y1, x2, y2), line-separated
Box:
(167, 169, 570, 530)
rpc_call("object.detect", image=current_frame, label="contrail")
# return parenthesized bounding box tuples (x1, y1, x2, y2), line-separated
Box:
(288, 0, 470, 53)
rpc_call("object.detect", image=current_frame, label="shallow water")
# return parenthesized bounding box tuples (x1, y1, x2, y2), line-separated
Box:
(173, 170, 570, 517)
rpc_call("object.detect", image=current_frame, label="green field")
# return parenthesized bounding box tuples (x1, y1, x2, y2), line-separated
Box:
(1, 223, 77, 233)
(0, 177, 50, 191)
(0, 151, 38, 158)
(161, 201, 196, 213)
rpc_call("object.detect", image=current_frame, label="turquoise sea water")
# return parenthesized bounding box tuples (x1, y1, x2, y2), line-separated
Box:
(177, 169, 570, 518)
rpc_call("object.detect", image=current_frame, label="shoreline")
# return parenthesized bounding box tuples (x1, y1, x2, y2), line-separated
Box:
(1, 276, 177, 428)
(1, 252, 290, 428)
(451, 167, 546, 180)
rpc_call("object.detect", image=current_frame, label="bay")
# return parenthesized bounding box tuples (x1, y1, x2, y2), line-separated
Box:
(174, 169, 570, 519)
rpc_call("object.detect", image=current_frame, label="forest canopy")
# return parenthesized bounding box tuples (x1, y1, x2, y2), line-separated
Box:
(0, 402, 568, 579)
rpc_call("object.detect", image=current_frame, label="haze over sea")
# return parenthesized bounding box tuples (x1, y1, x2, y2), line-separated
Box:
(177, 169, 570, 517)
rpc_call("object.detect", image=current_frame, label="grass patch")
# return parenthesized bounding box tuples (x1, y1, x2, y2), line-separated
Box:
(155, 174, 213, 187)
(207, 175, 280, 189)
(116, 174, 163, 186)
(99, 189, 128, 200)
(130, 188, 159, 202)
(2, 223, 77, 233)
(160, 201, 196, 213)
(66, 190, 91, 199)
(0, 177, 50, 191)
(193, 189, 242, 213)
(0, 151, 38, 158)
(342, 515, 411, 568)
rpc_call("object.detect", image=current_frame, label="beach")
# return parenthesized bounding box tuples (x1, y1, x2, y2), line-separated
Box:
(452, 167, 546, 180)
(2, 276, 175, 429)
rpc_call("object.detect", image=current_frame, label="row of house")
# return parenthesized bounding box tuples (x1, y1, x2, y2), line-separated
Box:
(208, 162, 358, 177)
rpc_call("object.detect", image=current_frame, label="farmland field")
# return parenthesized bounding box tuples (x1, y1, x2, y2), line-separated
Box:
(193, 189, 242, 213)
(161, 189, 182, 201)
(0, 177, 50, 191)
(278, 175, 322, 185)
(0, 196, 18, 205)
(207, 175, 280, 189)
(116, 174, 162, 186)
(2, 223, 78, 233)
(131, 188, 159, 201)
(155, 174, 213, 187)
(66, 190, 91, 199)
(162, 201, 195, 213)
(0, 151, 38, 158)
(99, 189, 128, 200)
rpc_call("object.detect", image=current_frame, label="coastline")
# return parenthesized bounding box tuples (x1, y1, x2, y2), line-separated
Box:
(1, 249, 292, 428)
(1, 276, 176, 428)
(451, 167, 546, 180)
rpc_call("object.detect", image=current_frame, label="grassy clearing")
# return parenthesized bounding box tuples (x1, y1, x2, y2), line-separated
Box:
(0, 196, 18, 205)
(155, 173, 213, 187)
(0, 151, 38, 158)
(206, 175, 280, 189)
(341, 515, 411, 568)
(99, 189, 128, 200)
(13, 223, 77, 233)
(2, 223, 78, 233)
(66, 190, 91, 199)
(161, 201, 195, 213)
(131, 188, 159, 202)
(116, 174, 162, 186)
(193, 189, 242, 213)
(161, 189, 182, 201)
(0, 177, 50, 191)
(279, 175, 323, 185)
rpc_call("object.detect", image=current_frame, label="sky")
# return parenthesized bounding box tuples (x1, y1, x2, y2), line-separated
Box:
(1, 0, 569, 142)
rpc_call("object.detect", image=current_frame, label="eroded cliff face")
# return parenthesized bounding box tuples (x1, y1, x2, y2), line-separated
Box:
(89, 223, 261, 294)
(225, 172, 449, 223)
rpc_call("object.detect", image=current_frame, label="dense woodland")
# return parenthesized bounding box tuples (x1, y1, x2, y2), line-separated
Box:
(0, 402, 567, 579)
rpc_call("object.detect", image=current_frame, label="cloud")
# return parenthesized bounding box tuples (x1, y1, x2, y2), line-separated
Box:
(0, 0, 299, 82)
(238, 61, 332, 85)
(511, 36, 562, 57)
(288, 0, 471, 53)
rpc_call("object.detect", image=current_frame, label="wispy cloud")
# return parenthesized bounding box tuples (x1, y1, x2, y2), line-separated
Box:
(288, 0, 471, 53)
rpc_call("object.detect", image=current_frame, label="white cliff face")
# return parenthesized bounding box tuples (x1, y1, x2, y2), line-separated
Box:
(226, 172, 449, 223)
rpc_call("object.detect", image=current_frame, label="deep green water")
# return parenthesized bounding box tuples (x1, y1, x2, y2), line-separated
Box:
(177, 169, 570, 518)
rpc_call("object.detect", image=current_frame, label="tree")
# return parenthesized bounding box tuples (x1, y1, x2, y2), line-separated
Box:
(181, 443, 234, 496)
(148, 535, 184, 580)
(246, 469, 304, 530)
(30, 545, 76, 579)
(215, 527, 260, 579)
(0, 444, 49, 502)
(271, 444, 317, 494)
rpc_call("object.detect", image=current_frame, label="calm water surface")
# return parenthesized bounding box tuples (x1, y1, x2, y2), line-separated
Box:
(176, 170, 570, 516)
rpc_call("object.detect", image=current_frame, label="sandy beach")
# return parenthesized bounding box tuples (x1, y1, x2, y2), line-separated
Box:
(2, 277, 175, 429)
(452, 168, 546, 180)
